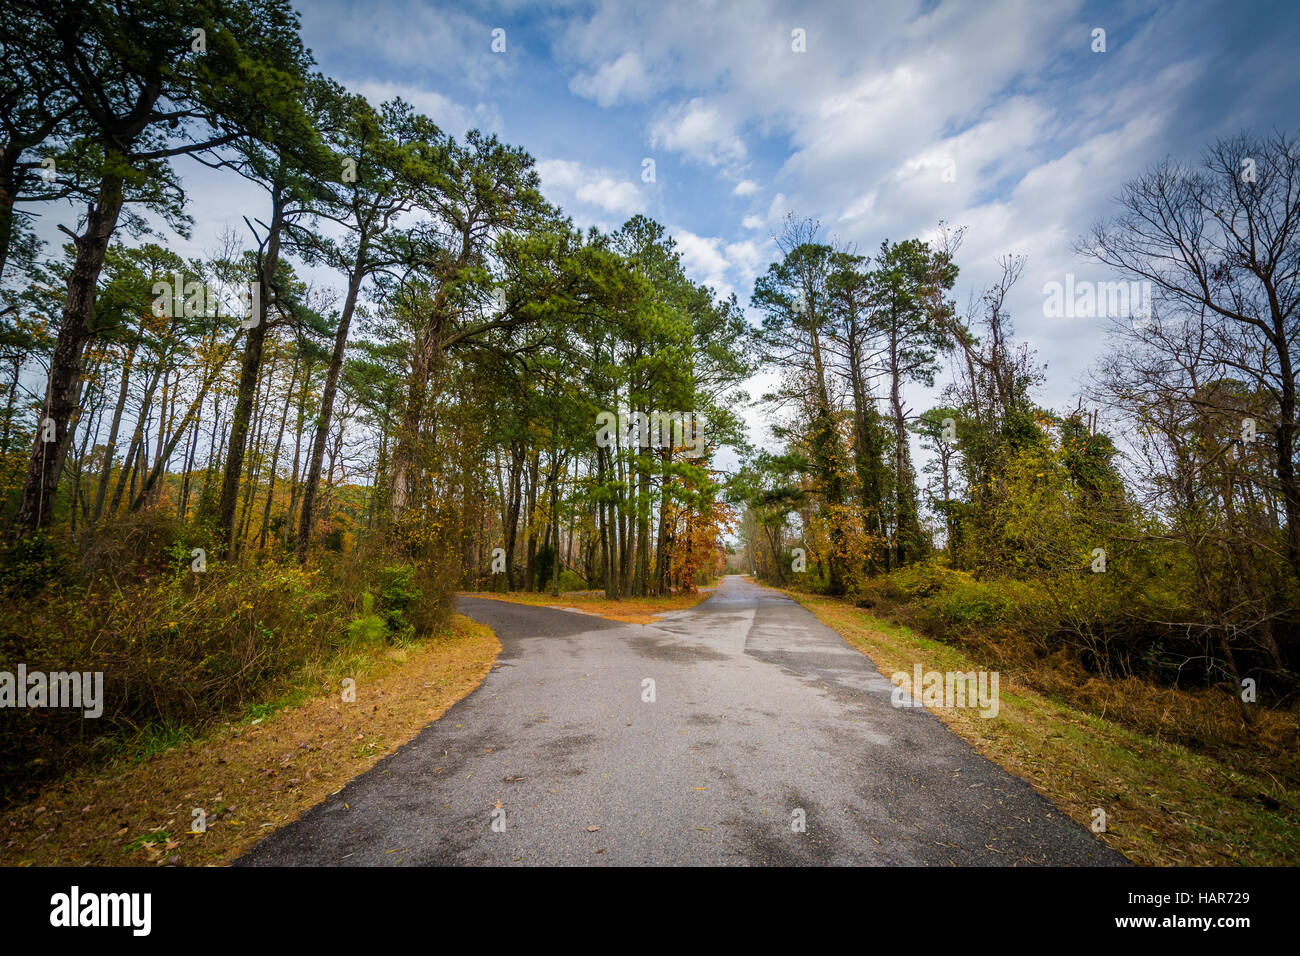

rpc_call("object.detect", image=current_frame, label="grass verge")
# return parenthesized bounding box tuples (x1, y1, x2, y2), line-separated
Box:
(0, 614, 499, 867)
(781, 587, 1300, 866)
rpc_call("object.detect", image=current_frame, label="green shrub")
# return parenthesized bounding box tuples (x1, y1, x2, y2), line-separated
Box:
(923, 577, 1009, 628)
(0, 533, 65, 598)
(887, 559, 962, 600)
(558, 569, 588, 591)
(377, 564, 420, 639)
(347, 591, 388, 644)
(1, 546, 383, 805)
(0, 513, 459, 807)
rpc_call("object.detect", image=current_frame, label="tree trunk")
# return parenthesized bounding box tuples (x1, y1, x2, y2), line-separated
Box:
(92, 339, 137, 522)
(14, 174, 125, 533)
(217, 189, 283, 552)
(296, 269, 363, 561)
(261, 352, 298, 553)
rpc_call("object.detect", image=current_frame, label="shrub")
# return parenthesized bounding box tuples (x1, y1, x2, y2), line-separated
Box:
(0, 533, 66, 598)
(558, 569, 588, 592)
(346, 591, 388, 644)
(76, 508, 188, 583)
(0, 558, 351, 804)
(887, 559, 963, 600)
(922, 576, 1010, 629)
(376, 564, 421, 640)
(533, 544, 556, 591)
(0, 509, 469, 806)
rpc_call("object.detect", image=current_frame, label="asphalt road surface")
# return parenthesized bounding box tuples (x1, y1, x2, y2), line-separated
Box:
(239, 575, 1126, 866)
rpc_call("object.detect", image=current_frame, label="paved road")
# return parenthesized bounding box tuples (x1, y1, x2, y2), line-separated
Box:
(239, 575, 1125, 866)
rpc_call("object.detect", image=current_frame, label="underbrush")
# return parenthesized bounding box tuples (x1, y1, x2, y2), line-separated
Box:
(558, 569, 589, 591)
(792, 558, 1300, 790)
(0, 510, 455, 807)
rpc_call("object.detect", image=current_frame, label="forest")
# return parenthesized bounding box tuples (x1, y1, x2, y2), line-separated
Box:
(0, 0, 751, 800)
(0, 0, 1295, 834)
(732, 142, 1299, 793)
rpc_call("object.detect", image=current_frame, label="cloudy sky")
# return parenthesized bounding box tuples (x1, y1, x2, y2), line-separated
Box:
(92, 0, 1300, 452)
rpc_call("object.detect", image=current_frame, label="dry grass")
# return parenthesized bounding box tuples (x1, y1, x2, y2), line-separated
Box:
(460, 588, 714, 625)
(0, 614, 500, 867)
(783, 588, 1300, 867)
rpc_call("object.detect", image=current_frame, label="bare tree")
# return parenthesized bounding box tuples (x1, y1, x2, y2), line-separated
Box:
(1080, 131, 1300, 579)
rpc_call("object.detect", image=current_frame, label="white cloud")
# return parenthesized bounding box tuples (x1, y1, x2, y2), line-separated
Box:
(651, 98, 747, 168)
(673, 229, 731, 288)
(569, 51, 652, 107)
(300, 1, 509, 94)
(838, 189, 877, 222)
(765, 192, 791, 225)
(669, 229, 772, 302)
(536, 158, 646, 219)
(733, 179, 759, 196)
(578, 178, 644, 214)
(349, 80, 502, 138)
(722, 238, 767, 281)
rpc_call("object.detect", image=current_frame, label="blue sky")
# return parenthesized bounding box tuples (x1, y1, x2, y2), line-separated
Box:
(91, 0, 1300, 451)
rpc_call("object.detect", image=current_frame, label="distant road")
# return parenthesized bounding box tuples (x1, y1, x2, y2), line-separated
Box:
(239, 575, 1126, 865)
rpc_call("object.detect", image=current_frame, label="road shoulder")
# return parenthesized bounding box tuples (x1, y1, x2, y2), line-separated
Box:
(783, 585, 1298, 866)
